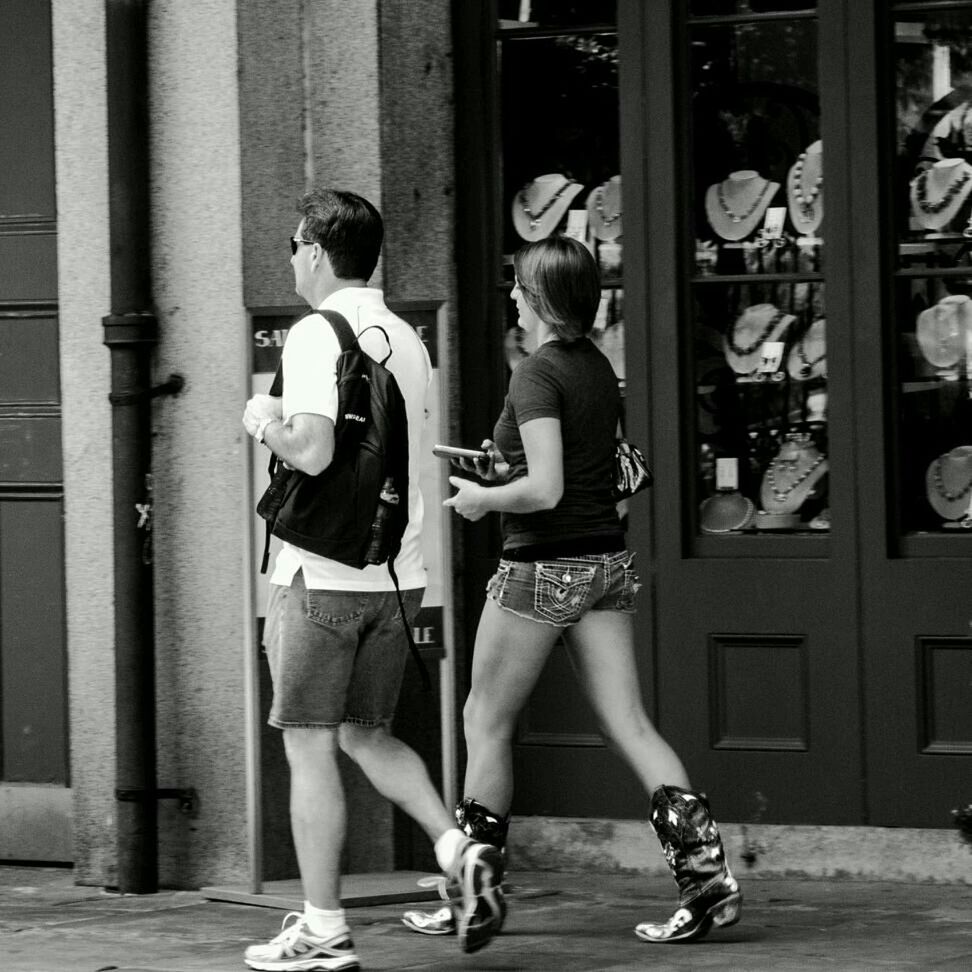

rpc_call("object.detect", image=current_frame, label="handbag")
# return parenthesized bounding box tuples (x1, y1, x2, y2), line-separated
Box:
(612, 412, 653, 500)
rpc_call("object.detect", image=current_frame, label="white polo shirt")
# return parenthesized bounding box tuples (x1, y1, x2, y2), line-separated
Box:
(269, 287, 431, 592)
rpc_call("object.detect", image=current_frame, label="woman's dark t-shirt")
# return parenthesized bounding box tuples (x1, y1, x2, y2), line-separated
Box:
(492, 337, 623, 551)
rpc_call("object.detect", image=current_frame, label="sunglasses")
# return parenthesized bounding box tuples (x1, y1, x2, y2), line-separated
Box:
(290, 236, 316, 255)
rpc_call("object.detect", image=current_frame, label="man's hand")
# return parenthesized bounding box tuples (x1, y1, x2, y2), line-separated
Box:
(242, 394, 282, 440)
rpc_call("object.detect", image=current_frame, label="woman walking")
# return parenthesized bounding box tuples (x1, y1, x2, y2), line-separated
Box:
(404, 235, 741, 944)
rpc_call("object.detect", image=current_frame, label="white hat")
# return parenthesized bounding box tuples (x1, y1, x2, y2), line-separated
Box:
(512, 174, 584, 241)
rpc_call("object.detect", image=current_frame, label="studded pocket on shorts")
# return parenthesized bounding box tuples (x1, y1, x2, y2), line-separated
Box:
(486, 561, 512, 603)
(534, 561, 597, 624)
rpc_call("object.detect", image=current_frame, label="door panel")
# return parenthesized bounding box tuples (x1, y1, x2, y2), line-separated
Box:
(657, 564, 862, 824)
(0, 0, 69, 858)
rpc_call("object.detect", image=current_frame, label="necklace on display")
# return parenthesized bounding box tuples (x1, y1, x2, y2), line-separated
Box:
(595, 186, 621, 226)
(932, 456, 972, 502)
(796, 335, 826, 378)
(717, 177, 772, 223)
(790, 152, 823, 219)
(727, 308, 786, 357)
(518, 178, 578, 231)
(766, 450, 826, 502)
(915, 166, 972, 214)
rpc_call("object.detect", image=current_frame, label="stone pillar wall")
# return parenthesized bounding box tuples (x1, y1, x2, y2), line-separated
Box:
(52, 0, 116, 886)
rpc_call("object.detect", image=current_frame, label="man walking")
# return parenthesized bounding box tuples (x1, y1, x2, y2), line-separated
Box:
(241, 189, 503, 970)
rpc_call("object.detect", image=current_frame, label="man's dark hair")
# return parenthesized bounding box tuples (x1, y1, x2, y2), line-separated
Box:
(297, 188, 383, 281)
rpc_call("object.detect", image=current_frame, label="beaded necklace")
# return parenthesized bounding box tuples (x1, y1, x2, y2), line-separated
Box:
(594, 185, 621, 226)
(790, 152, 823, 218)
(915, 167, 972, 214)
(727, 308, 786, 357)
(932, 456, 972, 502)
(518, 179, 578, 231)
(717, 177, 772, 224)
(766, 451, 825, 502)
(796, 331, 826, 378)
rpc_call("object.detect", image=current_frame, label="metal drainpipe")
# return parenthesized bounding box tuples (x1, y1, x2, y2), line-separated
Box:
(102, 0, 159, 894)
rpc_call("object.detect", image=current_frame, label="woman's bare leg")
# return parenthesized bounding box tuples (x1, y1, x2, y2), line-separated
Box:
(462, 599, 563, 814)
(563, 609, 690, 792)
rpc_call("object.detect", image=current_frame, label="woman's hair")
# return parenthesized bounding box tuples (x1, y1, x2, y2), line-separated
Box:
(512, 235, 601, 342)
(297, 188, 384, 281)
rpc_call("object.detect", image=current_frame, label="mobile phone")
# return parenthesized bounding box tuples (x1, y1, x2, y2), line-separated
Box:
(432, 444, 488, 461)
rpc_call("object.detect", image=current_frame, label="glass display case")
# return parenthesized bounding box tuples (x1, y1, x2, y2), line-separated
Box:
(495, 10, 623, 383)
(891, 4, 972, 535)
(687, 4, 826, 536)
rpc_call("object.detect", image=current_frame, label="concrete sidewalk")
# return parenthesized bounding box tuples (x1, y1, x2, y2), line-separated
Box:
(1, 864, 970, 972)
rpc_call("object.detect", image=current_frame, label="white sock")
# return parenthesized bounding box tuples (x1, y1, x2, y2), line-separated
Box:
(434, 827, 468, 872)
(303, 901, 349, 939)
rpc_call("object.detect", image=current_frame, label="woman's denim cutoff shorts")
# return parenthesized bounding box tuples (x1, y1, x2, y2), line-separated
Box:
(486, 550, 640, 627)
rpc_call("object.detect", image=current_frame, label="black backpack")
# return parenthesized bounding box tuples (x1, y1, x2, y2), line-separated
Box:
(257, 309, 429, 687)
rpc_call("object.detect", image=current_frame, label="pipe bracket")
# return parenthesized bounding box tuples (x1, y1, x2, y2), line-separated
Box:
(115, 786, 199, 818)
(109, 373, 185, 406)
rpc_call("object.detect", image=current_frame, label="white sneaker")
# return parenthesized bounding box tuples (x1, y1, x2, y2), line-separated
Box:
(453, 839, 505, 954)
(401, 874, 459, 934)
(243, 912, 360, 971)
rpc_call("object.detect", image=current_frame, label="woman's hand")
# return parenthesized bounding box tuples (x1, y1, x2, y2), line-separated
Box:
(456, 439, 509, 482)
(443, 476, 491, 521)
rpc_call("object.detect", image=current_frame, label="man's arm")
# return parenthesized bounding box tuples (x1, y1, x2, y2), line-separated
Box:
(243, 395, 335, 477)
(262, 412, 335, 476)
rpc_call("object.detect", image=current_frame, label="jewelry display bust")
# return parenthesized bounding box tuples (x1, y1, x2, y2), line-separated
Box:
(512, 173, 583, 241)
(915, 294, 972, 370)
(724, 303, 795, 375)
(787, 140, 823, 238)
(586, 175, 622, 241)
(909, 158, 972, 233)
(786, 317, 827, 381)
(705, 169, 781, 242)
(925, 446, 972, 523)
(759, 432, 829, 515)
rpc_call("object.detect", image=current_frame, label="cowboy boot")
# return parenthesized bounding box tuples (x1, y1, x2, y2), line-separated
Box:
(634, 784, 742, 943)
(402, 798, 509, 937)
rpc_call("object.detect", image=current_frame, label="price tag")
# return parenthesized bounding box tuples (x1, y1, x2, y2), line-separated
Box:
(759, 341, 785, 373)
(565, 209, 589, 243)
(716, 457, 739, 491)
(761, 206, 786, 240)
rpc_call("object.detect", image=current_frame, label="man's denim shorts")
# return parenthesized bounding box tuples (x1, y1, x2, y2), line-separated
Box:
(263, 570, 424, 729)
(486, 550, 639, 627)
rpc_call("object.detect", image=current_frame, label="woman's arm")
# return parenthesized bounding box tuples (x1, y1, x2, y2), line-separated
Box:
(444, 417, 563, 522)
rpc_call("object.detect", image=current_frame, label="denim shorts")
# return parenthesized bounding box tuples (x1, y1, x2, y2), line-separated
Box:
(263, 570, 425, 729)
(486, 550, 639, 627)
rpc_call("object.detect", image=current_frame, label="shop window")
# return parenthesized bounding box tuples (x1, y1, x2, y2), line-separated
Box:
(890, 2, 972, 536)
(496, 12, 622, 382)
(686, 5, 826, 538)
(497, 1, 615, 29)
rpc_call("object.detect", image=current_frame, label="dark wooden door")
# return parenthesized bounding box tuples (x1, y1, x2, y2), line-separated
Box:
(848, 1, 972, 827)
(0, 0, 69, 860)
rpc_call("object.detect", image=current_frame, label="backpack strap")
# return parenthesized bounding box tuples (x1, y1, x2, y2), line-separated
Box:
(388, 558, 432, 692)
(319, 308, 356, 352)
